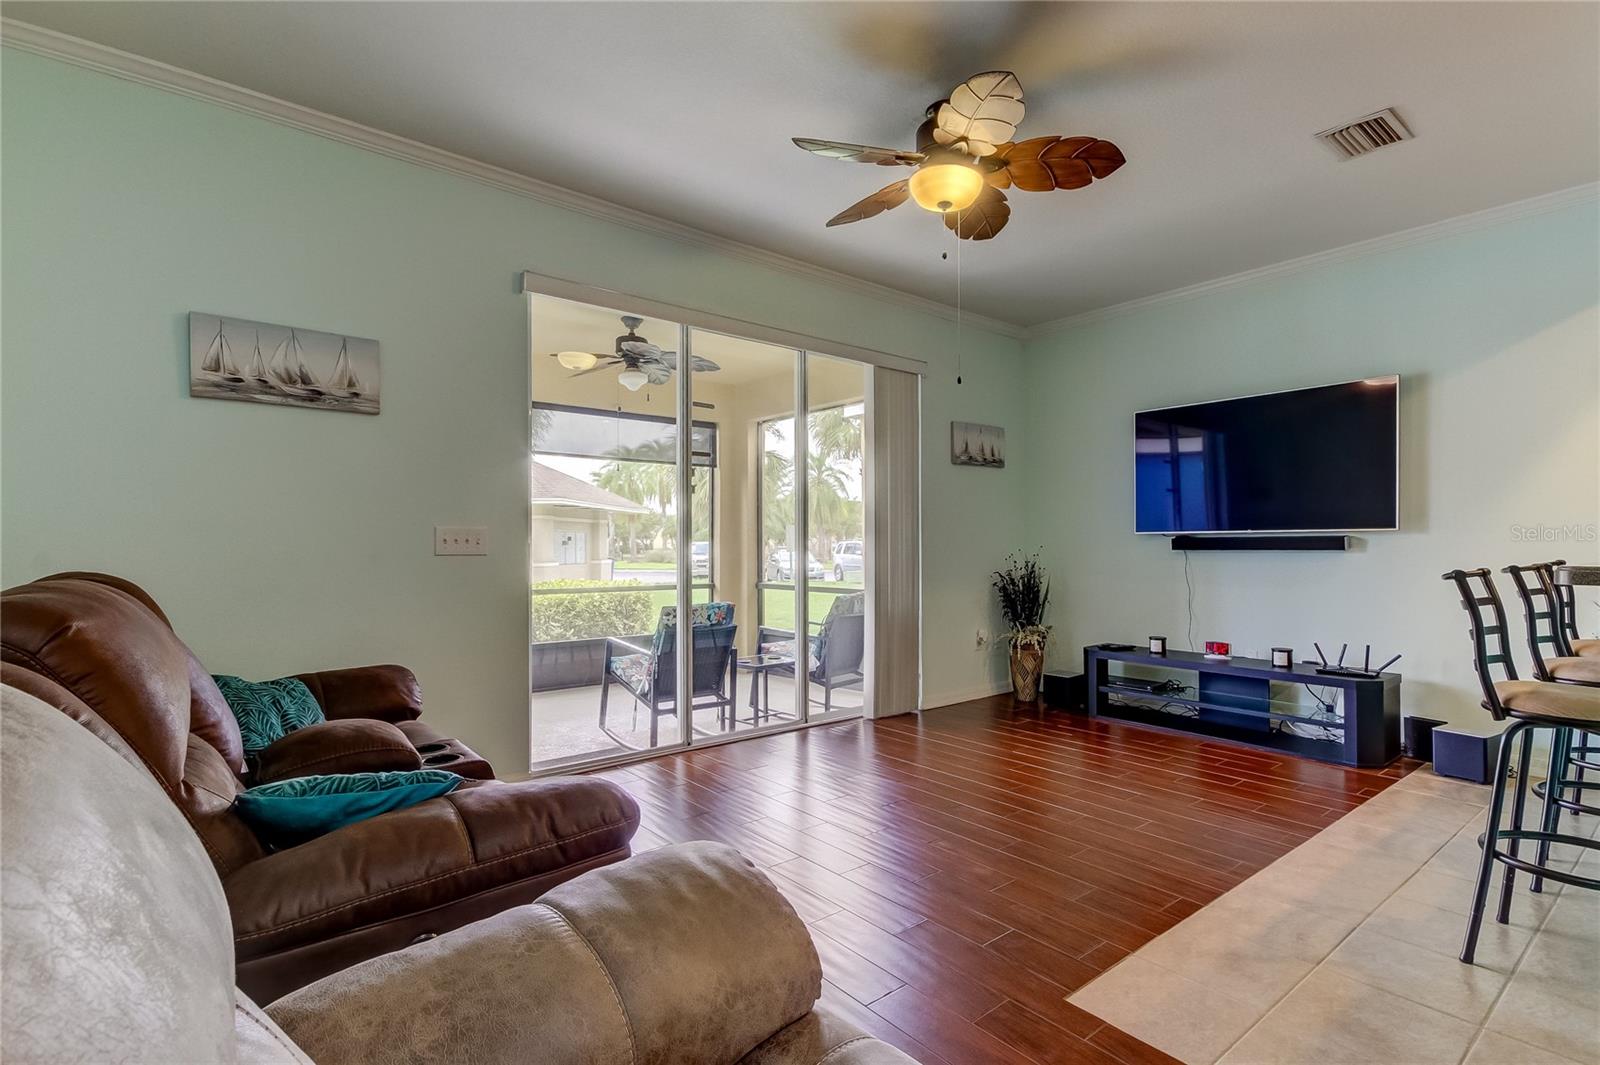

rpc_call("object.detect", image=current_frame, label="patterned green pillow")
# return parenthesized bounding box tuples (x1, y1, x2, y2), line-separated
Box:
(212, 674, 326, 755)
(235, 770, 462, 848)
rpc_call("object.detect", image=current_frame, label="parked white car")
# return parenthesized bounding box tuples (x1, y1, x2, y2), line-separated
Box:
(766, 548, 825, 582)
(691, 540, 710, 579)
(831, 540, 863, 582)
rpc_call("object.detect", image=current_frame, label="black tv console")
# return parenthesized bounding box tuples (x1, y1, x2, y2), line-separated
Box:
(1084, 645, 1401, 767)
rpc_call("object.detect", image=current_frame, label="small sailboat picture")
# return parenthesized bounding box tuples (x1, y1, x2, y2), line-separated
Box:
(267, 330, 325, 397)
(951, 421, 1004, 468)
(189, 312, 379, 415)
(325, 339, 363, 398)
(200, 320, 246, 384)
(246, 329, 271, 385)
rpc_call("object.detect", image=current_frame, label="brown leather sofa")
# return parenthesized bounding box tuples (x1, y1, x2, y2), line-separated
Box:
(0, 572, 640, 1003)
(2, 684, 917, 1064)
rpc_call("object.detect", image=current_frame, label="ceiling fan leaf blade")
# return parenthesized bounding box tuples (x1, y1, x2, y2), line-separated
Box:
(943, 185, 1010, 241)
(793, 138, 923, 166)
(935, 71, 1025, 158)
(1079, 138, 1127, 178)
(1019, 136, 1125, 190)
(1001, 136, 1062, 191)
(825, 179, 911, 227)
(569, 360, 620, 378)
(690, 355, 721, 373)
(619, 339, 663, 358)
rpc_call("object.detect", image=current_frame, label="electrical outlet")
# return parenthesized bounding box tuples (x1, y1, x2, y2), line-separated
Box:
(434, 526, 487, 556)
(976, 628, 988, 649)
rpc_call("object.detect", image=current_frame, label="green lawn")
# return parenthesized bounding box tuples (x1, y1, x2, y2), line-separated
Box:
(638, 582, 857, 634)
(757, 583, 858, 635)
(614, 561, 676, 571)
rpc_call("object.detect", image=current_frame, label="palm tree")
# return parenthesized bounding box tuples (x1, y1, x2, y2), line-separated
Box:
(805, 406, 864, 562)
(808, 463, 865, 560)
(592, 445, 675, 557)
(809, 405, 863, 467)
(591, 462, 647, 558)
(760, 442, 794, 561)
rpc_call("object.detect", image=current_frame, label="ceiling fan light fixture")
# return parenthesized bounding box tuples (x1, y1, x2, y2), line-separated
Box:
(617, 369, 649, 392)
(909, 163, 984, 214)
(556, 350, 598, 371)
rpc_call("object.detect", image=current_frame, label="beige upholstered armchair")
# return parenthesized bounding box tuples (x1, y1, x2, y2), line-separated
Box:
(0, 685, 915, 1065)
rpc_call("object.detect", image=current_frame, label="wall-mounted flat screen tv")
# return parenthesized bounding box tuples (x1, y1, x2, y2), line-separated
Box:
(1135, 375, 1399, 533)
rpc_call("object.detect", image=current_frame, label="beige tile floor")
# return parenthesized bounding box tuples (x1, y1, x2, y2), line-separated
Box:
(1069, 766, 1600, 1065)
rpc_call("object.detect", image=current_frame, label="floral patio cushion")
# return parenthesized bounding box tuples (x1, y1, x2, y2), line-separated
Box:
(608, 652, 654, 697)
(649, 601, 735, 659)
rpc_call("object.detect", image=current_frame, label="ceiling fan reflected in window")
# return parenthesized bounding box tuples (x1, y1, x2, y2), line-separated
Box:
(546, 315, 721, 392)
(793, 70, 1126, 241)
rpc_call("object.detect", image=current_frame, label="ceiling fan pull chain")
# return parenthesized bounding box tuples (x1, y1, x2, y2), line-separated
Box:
(956, 209, 963, 385)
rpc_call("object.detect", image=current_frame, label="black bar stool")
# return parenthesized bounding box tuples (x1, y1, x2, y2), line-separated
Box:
(1442, 568, 1600, 964)
(1504, 563, 1600, 888)
(1547, 558, 1600, 658)
(1504, 563, 1600, 685)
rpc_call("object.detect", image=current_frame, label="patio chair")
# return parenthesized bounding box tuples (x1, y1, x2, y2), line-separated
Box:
(600, 602, 738, 745)
(757, 592, 865, 715)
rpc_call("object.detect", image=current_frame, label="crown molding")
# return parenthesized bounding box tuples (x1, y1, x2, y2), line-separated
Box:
(1025, 181, 1600, 339)
(0, 18, 1028, 341)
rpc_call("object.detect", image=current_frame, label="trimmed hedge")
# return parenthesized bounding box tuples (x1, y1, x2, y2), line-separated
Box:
(531, 579, 655, 643)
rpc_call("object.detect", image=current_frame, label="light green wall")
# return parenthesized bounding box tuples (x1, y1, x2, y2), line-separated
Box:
(1023, 198, 1600, 729)
(0, 50, 1026, 773)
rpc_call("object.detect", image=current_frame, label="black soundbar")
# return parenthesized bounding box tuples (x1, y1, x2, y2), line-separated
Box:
(1170, 534, 1349, 552)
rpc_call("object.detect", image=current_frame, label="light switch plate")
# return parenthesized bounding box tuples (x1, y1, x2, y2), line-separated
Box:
(434, 526, 487, 556)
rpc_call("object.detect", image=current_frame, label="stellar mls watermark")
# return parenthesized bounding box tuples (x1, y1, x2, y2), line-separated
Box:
(1510, 523, 1598, 543)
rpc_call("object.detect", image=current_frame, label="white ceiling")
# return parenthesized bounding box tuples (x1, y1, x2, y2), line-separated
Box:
(8, 2, 1597, 326)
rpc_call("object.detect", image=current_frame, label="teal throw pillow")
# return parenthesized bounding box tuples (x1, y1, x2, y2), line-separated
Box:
(235, 770, 462, 848)
(213, 674, 326, 755)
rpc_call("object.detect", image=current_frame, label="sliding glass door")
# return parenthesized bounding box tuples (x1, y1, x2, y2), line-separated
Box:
(528, 290, 872, 772)
(529, 296, 695, 769)
(687, 329, 804, 736)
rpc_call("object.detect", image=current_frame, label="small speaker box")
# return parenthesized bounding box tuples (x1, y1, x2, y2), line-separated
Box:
(1043, 673, 1086, 711)
(1403, 716, 1447, 762)
(1431, 724, 1504, 784)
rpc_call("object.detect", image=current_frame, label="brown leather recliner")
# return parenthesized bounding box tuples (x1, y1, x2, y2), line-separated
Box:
(0, 572, 641, 1003)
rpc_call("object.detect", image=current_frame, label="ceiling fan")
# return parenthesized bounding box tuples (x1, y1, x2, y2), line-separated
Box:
(793, 70, 1125, 240)
(549, 315, 721, 392)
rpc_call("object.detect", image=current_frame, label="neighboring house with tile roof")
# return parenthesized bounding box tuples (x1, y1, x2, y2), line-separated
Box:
(531, 461, 650, 582)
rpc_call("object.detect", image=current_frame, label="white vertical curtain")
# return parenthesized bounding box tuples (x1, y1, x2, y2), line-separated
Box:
(865, 365, 922, 718)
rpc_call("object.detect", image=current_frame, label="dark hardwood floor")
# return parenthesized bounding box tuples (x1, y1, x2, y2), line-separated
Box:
(589, 695, 1415, 1065)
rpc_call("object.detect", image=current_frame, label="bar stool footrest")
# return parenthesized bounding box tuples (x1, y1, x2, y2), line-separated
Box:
(1530, 777, 1600, 817)
(1479, 828, 1600, 892)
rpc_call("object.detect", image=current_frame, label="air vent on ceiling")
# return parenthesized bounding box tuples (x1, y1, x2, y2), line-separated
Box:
(1316, 108, 1413, 159)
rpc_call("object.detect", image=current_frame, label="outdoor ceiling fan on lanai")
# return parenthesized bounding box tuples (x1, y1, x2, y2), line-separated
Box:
(794, 71, 1125, 240)
(548, 315, 720, 392)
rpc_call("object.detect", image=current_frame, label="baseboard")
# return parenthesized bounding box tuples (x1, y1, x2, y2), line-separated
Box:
(922, 681, 1013, 709)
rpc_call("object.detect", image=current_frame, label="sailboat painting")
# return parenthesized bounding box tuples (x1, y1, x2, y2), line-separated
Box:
(951, 421, 1005, 468)
(189, 313, 379, 415)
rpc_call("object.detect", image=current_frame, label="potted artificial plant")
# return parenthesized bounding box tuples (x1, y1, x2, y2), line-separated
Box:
(993, 552, 1051, 702)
